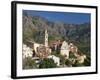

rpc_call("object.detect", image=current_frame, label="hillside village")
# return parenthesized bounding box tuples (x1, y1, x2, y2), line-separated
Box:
(22, 29, 87, 69)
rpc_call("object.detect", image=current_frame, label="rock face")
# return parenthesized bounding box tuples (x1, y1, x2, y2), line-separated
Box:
(23, 15, 90, 44)
(60, 41, 69, 59)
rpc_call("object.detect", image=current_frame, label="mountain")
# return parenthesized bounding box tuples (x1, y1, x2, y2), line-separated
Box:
(23, 14, 90, 55)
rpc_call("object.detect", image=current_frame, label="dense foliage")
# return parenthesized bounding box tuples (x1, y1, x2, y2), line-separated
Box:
(39, 58, 57, 68)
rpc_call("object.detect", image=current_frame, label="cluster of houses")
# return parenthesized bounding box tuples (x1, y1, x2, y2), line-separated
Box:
(23, 29, 86, 67)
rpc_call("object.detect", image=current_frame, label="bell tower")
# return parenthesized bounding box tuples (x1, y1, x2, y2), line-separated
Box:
(45, 29, 48, 47)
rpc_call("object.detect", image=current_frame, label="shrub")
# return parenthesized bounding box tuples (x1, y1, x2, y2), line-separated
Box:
(39, 58, 57, 68)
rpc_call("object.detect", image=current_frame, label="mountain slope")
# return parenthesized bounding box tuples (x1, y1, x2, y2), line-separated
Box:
(23, 15, 90, 55)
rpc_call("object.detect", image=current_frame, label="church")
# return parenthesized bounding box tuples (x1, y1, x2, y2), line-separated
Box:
(22, 29, 51, 59)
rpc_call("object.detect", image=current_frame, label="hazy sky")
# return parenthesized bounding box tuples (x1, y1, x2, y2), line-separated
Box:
(23, 10, 90, 24)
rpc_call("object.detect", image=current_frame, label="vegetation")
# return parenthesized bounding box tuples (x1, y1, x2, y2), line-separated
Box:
(65, 59, 73, 67)
(83, 55, 91, 66)
(23, 57, 37, 69)
(72, 60, 84, 67)
(39, 58, 57, 68)
(69, 51, 77, 58)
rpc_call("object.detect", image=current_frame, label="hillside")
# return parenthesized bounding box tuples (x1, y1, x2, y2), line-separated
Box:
(23, 14, 90, 57)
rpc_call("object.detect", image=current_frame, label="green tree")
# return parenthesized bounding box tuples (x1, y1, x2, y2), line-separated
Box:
(59, 55, 66, 67)
(65, 59, 72, 67)
(39, 58, 57, 68)
(69, 51, 76, 58)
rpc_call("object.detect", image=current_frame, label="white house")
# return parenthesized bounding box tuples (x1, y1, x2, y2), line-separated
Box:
(60, 41, 69, 59)
(22, 44, 33, 58)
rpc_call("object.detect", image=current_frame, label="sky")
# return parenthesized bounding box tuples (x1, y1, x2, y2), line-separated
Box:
(23, 10, 90, 24)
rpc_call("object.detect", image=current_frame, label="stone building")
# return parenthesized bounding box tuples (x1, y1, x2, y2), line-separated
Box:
(60, 41, 69, 59)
